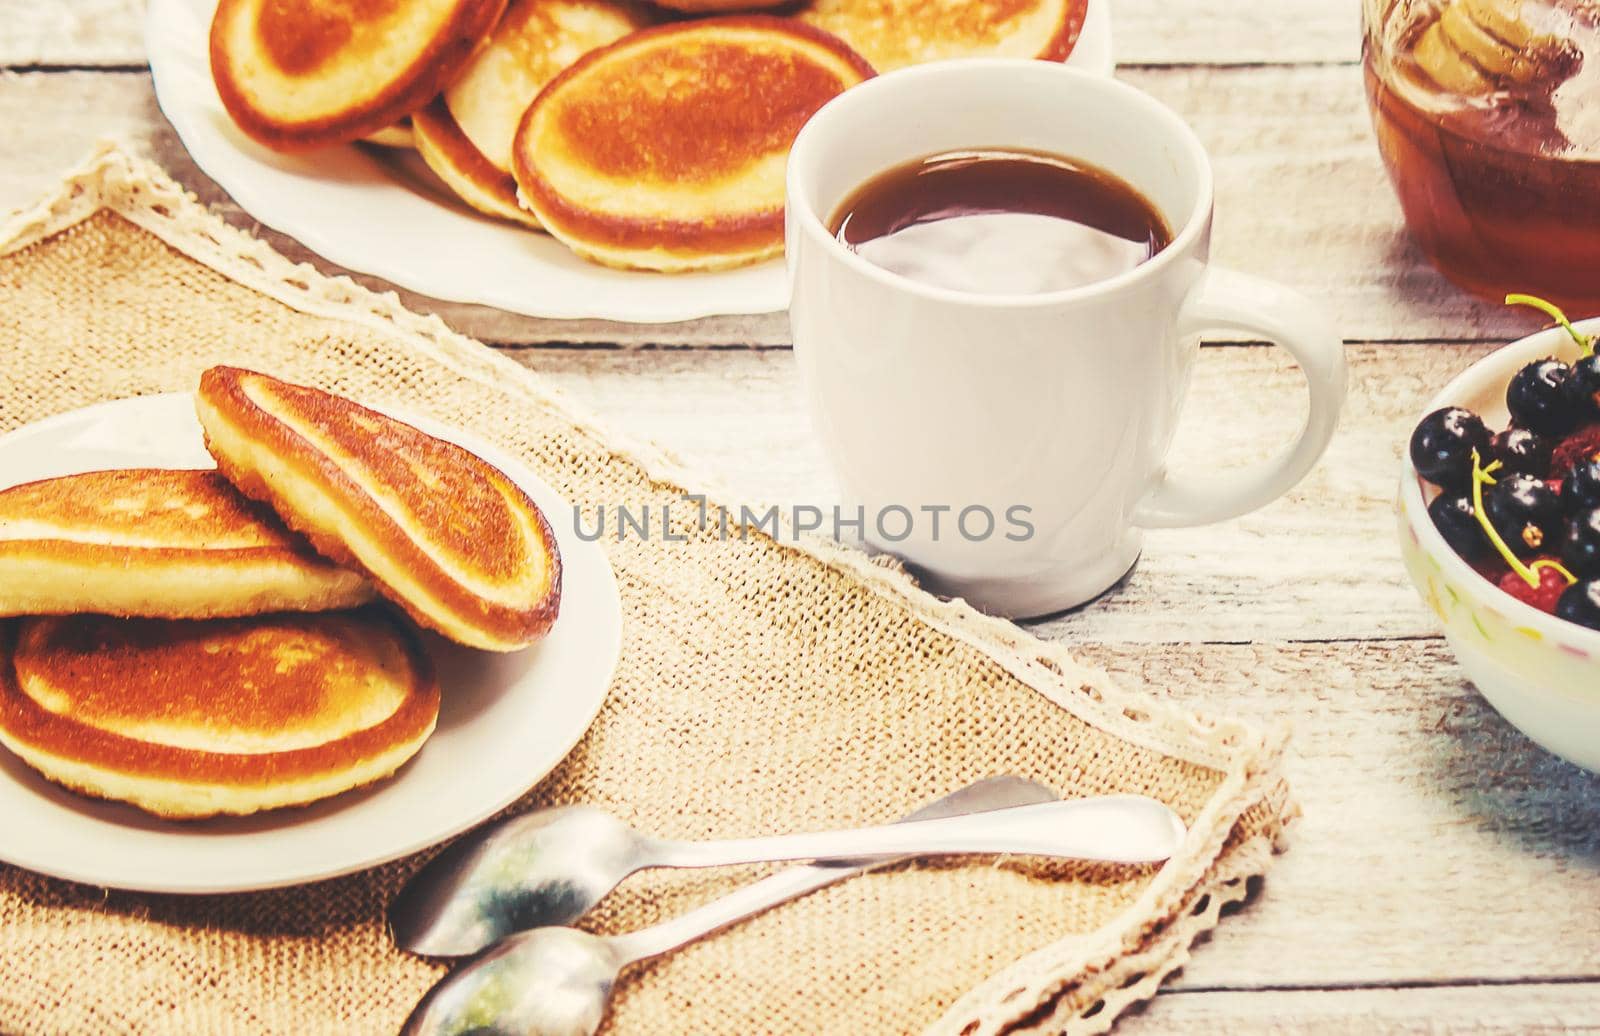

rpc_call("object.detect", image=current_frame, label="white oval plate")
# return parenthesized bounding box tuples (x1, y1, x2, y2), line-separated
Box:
(0, 393, 621, 893)
(145, 0, 1114, 323)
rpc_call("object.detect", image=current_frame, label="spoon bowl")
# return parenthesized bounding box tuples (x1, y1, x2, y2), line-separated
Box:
(391, 806, 651, 958)
(404, 927, 621, 1036)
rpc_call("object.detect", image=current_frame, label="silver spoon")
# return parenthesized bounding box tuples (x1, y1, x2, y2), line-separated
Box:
(400, 776, 1057, 1036)
(391, 786, 1186, 958)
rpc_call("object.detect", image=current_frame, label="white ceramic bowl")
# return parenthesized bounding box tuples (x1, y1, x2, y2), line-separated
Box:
(1398, 317, 1600, 773)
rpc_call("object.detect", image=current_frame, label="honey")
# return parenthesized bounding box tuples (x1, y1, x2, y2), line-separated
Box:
(1364, 0, 1600, 312)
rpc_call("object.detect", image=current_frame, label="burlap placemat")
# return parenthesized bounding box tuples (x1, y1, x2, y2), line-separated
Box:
(0, 145, 1293, 1036)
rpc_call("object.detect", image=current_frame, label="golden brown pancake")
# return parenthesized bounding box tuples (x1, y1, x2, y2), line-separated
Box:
(414, 97, 541, 227)
(210, 0, 508, 151)
(362, 117, 416, 149)
(511, 17, 874, 272)
(0, 610, 440, 819)
(794, 0, 1085, 72)
(0, 468, 373, 619)
(412, 0, 651, 227)
(195, 367, 561, 652)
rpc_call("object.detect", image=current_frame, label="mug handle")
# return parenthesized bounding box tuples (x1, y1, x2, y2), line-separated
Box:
(1131, 267, 1347, 529)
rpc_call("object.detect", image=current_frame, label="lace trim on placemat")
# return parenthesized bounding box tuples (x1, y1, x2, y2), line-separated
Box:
(0, 141, 1297, 1036)
(1, 142, 1265, 773)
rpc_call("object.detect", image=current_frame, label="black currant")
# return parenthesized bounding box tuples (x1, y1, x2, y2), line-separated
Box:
(1491, 427, 1552, 477)
(1565, 354, 1600, 420)
(1428, 493, 1495, 563)
(1562, 509, 1600, 578)
(1562, 457, 1600, 515)
(1410, 407, 1491, 491)
(1556, 579, 1600, 631)
(1486, 472, 1564, 557)
(1506, 358, 1579, 435)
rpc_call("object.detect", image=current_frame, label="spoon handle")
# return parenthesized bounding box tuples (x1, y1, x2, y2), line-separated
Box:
(607, 856, 873, 962)
(611, 776, 1059, 963)
(653, 795, 1185, 872)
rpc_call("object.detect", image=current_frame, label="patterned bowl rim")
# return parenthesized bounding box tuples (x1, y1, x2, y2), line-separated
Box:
(1398, 316, 1600, 652)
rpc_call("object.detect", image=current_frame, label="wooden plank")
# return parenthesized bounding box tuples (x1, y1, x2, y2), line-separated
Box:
(0, 0, 1360, 69)
(1126, 983, 1600, 1033)
(516, 341, 1487, 643)
(0, 68, 1552, 346)
(1077, 638, 1600, 992)
(1115, 0, 1360, 67)
(0, 1, 145, 67)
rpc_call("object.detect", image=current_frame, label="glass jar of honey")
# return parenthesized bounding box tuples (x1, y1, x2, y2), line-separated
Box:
(1363, 0, 1600, 313)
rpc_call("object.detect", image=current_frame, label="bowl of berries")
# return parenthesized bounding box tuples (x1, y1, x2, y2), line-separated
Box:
(1401, 295, 1600, 772)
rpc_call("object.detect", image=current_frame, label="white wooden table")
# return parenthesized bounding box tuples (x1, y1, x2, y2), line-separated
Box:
(5, 2, 1600, 1030)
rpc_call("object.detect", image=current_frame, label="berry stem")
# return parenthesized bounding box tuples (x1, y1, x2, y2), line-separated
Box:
(1469, 448, 1577, 589)
(1506, 293, 1594, 355)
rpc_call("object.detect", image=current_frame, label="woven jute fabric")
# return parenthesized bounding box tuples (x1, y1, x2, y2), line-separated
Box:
(0, 146, 1293, 1036)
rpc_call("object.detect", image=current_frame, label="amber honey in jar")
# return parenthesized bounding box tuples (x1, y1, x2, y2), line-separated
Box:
(1363, 0, 1600, 312)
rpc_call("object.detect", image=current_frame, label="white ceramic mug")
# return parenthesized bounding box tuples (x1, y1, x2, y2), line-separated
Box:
(786, 60, 1347, 617)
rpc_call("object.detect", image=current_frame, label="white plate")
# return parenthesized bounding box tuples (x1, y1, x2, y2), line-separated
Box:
(145, 0, 1115, 323)
(0, 393, 622, 893)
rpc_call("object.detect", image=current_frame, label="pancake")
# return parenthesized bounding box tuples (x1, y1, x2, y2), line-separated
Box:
(414, 98, 542, 226)
(362, 118, 416, 149)
(0, 468, 373, 619)
(794, 0, 1086, 72)
(0, 610, 440, 819)
(412, 0, 651, 227)
(195, 367, 562, 652)
(510, 17, 874, 271)
(210, 0, 508, 151)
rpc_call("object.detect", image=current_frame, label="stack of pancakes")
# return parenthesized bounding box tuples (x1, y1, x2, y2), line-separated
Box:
(0, 368, 561, 820)
(210, 0, 1088, 272)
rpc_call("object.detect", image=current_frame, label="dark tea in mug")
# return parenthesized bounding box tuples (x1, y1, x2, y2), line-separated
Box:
(829, 148, 1171, 295)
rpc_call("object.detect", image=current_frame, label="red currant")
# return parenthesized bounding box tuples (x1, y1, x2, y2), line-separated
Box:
(1497, 562, 1570, 614)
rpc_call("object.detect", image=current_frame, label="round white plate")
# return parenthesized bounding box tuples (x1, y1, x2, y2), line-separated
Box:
(0, 393, 622, 893)
(145, 0, 1114, 323)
